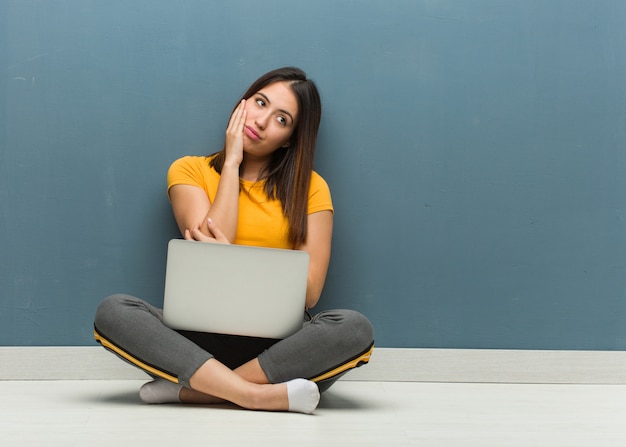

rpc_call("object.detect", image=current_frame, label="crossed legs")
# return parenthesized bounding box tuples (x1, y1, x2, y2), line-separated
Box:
(94, 294, 373, 414)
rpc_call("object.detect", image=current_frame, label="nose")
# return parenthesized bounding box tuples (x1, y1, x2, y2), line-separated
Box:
(255, 110, 270, 130)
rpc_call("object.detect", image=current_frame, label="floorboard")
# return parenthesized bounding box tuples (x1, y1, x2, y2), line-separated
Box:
(1, 380, 625, 446)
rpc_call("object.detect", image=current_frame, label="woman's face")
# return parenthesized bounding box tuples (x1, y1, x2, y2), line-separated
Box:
(243, 81, 299, 158)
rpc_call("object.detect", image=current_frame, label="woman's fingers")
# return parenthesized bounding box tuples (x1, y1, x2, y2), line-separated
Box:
(227, 100, 246, 131)
(184, 220, 229, 244)
(224, 100, 246, 166)
(207, 218, 229, 244)
(187, 225, 213, 243)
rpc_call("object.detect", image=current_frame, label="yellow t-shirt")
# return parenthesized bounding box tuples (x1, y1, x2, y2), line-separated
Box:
(167, 155, 333, 249)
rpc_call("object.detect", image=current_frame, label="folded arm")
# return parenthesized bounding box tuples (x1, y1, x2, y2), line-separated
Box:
(168, 101, 246, 242)
(168, 164, 240, 243)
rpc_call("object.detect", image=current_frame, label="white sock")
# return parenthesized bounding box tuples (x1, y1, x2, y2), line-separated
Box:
(286, 379, 320, 414)
(139, 379, 183, 404)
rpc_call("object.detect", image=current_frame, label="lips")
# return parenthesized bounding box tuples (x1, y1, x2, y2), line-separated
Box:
(244, 126, 261, 141)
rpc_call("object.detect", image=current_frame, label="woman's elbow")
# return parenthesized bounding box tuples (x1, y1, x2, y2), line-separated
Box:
(305, 282, 324, 309)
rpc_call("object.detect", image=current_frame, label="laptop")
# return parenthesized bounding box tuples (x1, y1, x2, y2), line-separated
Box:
(162, 239, 309, 339)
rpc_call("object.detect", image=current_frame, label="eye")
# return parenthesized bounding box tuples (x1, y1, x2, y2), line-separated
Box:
(277, 116, 287, 126)
(256, 98, 265, 107)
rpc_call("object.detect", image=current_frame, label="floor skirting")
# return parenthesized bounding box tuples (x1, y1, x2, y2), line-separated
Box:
(2, 346, 626, 384)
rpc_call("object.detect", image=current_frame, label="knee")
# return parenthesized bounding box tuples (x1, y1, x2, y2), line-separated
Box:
(94, 294, 135, 334)
(316, 309, 374, 349)
(343, 309, 375, 348)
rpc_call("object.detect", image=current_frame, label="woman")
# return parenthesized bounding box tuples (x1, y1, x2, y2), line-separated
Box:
(94, 67, 374, 414)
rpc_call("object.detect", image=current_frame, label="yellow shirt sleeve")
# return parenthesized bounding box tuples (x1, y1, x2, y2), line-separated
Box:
(308, 171, 334, 215)
(167, 155, 219, 202)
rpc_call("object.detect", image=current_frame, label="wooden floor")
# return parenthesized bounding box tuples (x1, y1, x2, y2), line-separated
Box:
(1, 379, 625, 446)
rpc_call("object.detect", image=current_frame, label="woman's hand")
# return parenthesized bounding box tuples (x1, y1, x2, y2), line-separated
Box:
(184, 218, 230, 244)
(224, 100, 247, 168)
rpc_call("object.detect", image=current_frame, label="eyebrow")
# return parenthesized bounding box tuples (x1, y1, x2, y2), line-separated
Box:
(256, 92, 295, 124)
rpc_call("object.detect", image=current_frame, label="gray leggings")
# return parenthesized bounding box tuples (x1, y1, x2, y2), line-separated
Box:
(94, 294, 374, 392)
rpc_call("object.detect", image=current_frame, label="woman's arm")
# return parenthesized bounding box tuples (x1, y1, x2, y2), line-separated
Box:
(168, 183, 211, 237)
(168, 166, 240, 242)
(297, 210, 333, 309)
(169, 101, 247, 242)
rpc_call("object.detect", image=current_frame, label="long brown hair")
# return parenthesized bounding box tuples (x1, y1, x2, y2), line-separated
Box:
(210, 67, 322, 247)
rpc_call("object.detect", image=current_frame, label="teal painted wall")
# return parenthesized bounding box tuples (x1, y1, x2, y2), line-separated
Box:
(1, 0, 625, 348)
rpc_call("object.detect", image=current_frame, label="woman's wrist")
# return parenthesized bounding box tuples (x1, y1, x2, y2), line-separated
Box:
(221, 159, 241, 173)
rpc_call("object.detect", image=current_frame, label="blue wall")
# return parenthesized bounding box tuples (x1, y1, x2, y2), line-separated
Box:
(1, 1, 625, 349)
